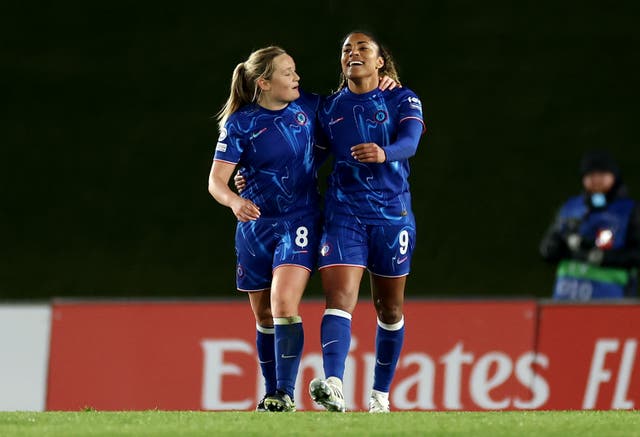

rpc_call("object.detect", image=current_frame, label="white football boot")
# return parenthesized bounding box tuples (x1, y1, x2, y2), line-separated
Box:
(368, 390, 390, 413)
(309, 377, 346, 412)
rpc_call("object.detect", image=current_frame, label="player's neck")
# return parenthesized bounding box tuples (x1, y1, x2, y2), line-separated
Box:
(347, 76, 379, 94)
(257, 95, 288, 111)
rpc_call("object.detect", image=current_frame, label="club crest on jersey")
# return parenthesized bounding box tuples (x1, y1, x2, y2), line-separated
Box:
(374, 110, 388, 123)
(320, 242, 332, 257)
(295, 112, 308, 125)
(218, 127, 227, 141)
(236, 264, 245, 278)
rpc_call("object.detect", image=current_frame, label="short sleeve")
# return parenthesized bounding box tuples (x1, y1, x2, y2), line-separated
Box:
(213, 116, 244, 164)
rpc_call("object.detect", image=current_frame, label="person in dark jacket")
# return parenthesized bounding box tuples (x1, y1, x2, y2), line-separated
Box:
(539, 150, 640, 300)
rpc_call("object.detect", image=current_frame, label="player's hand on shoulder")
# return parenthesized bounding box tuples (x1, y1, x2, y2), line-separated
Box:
(378, 76, 402, 91)
(351, 142, 386, 163)
(230, 197, 260, 222)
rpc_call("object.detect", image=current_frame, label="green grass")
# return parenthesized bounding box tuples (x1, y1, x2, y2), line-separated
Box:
(0, 411, 639, 436)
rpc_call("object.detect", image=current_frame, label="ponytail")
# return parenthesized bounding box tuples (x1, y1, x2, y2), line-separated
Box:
(216, 46, 287, 129)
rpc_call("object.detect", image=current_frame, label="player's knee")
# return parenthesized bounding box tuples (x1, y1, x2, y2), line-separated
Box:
(254, 309, 273, 326)
(376, 305, 403, 324)
(325, 289, 358, 313)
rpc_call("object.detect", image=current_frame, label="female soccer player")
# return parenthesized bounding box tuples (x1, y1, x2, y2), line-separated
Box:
(308, 31, 426, 413)
(208, 46, 323, 412)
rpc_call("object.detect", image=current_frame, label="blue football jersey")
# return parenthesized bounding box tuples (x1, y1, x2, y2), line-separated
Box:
(318, 87, 424, 223)
(214, 91, 322, 218)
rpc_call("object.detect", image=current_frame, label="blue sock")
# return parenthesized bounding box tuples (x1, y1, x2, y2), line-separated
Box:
(373, 316, 405, 393)
(320, 309, 352, 380)
(274, 316, 304, 398)
(256, 324, 276, 395)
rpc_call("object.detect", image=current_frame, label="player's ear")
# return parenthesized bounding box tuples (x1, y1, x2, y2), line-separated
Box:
(376, 56, 384, 70)
(257, 77, 270, 91)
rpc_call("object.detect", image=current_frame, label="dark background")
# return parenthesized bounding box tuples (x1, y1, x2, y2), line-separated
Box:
(2, 1, 639, 300)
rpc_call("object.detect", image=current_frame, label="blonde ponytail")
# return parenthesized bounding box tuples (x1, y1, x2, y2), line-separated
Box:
(216, 46, 287, 129)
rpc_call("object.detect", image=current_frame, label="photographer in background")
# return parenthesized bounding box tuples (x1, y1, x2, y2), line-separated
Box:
(539, 150, 640, 300)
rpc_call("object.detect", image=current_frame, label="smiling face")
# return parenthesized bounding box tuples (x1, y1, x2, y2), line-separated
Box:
(341, 32, 384, 84)
(257, 53, 300, 109)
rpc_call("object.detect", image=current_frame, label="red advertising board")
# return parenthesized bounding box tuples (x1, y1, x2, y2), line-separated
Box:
(47, 301, 254, 411)
(385, 301, 538, 411)
(537, 304, 640, 410)
(47, 300, 539, 411)
(46, 300, 640, 411)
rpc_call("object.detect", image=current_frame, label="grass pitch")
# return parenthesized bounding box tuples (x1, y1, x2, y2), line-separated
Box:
(1, 410, 639, 436)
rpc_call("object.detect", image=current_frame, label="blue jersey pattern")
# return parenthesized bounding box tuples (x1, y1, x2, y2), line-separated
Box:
(214, 91, 322, 219)
(318, 87, 424, 224)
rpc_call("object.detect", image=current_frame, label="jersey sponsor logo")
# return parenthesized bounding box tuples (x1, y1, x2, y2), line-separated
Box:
(396, 256, 408, 265)
(216, 142, 227, 152)
(295, 111, 308, 125)
(328, 117, 344, 126)
(374, 110, 388, 123)
(407, 96, 422, 110)
(250, 127, 268, 140)
(407, 96, 422, 106)
(218, 127, 227, 141)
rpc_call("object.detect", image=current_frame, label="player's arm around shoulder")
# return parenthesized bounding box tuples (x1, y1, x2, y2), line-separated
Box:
(209, 117, 260, 222)
(208, 160, 261, 222)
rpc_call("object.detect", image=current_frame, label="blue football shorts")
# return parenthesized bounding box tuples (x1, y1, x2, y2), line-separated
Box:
(235, 212, 321, 292)
(317, 214, 416, 277)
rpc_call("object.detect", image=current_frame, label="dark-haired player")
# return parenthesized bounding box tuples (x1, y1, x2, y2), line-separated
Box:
(309, 31, 426, 413)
